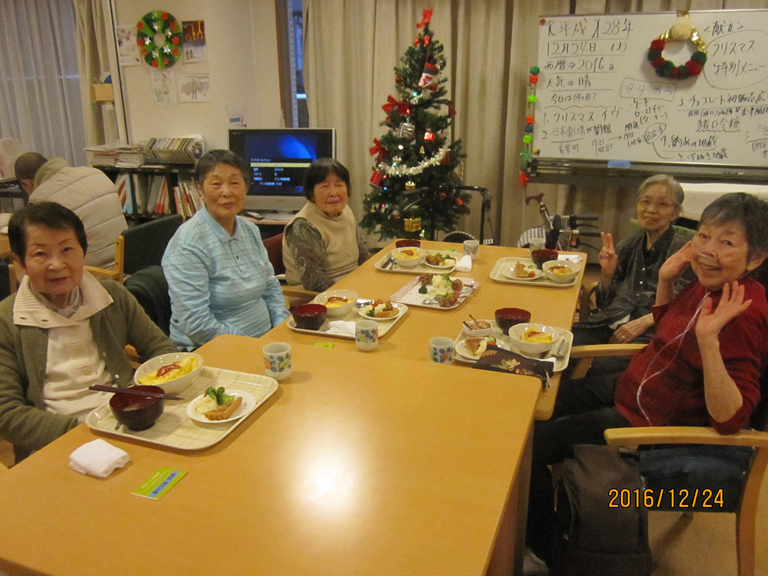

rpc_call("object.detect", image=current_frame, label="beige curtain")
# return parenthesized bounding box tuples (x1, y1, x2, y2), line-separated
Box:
(71, 0, 124, 147)
(304, 0, 768, 251)
(0, 0, 87, 165)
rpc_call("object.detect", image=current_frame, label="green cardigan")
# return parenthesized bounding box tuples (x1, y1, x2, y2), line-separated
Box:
(0, 280, 177, 461)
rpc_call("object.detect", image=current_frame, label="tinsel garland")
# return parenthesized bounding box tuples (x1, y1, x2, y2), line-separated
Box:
(375, 148, 449, 177)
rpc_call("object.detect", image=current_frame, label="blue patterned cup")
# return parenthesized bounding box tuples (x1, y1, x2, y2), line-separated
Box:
(429, 337, 454, 364)
(355, 320, 379, 351)
(263, 342, 292, 381)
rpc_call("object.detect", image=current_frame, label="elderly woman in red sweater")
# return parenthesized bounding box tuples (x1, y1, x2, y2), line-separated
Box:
(527, 192, 768, 564)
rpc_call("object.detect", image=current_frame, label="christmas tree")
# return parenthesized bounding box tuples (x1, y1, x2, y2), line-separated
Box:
(362, 9, 469, 241)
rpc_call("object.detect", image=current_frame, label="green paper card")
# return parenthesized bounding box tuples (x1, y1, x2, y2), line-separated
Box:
(315, 342, 334, 349)
(132, 467, 187, 500)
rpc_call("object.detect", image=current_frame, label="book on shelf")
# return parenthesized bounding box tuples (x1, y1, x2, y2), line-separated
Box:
(144, 136, 204, 165)
(85, 145, 117, 167)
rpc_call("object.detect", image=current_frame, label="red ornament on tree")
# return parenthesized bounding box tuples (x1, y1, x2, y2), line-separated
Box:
(418, 62, 439, 91)
(440, 192, 447, 200)
(395, 75, 402, 85)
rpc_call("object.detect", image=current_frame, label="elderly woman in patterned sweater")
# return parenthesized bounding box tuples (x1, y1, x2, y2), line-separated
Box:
(282, 158, 369, 292)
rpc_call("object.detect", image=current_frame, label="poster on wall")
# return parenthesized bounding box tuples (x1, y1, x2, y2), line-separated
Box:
(115, 25, 141, 66)
(182, 20, 207, 63)
(151, 70, 177, 107)
(179, 74, 211, 103)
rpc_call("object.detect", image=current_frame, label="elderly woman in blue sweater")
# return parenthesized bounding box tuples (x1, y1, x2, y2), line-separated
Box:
(163, 150, 289, 350)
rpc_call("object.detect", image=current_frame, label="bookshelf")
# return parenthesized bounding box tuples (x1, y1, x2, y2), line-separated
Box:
(96, 165, 203, 222)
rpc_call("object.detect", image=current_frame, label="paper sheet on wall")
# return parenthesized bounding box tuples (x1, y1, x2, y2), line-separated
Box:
(115, 25, 141, 66)
(182, 20, 207, 63)
(152, 70, 177, 107)
(179, 74, 210, 103)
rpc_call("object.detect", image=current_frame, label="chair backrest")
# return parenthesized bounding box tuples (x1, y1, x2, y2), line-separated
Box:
(262, 232, 285, 276)
(124, 265, 172, 335)
(122, 215, 184, 276)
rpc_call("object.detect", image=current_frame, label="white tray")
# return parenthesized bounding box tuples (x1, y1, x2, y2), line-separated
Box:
(85, 367, 278, 450)
(374, 249, 461, 274)
(490, 257, 577, 288)
(453, 322, 573, 371)
(390, 276, 477, 310)
(287, 301, 407, 339)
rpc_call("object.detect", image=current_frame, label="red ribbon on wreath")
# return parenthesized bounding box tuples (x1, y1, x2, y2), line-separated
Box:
(382, 95, 410, 116)
(416, 9, 433, 28)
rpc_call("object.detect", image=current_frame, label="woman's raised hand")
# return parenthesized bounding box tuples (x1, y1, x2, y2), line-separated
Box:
(696, 281, 752, 342)
(598, 232, 618, 277)
(659, 241, 692, 283)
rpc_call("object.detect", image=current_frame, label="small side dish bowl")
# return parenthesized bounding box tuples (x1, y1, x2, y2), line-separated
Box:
(531, 249, 559, 269)
(494, 308, 532, 335)
(292, 303, 328, 330)
(508, 323, 560, 356)
(463, 319, 493, 337)
(542, 260, 580, 284)
(134, 352, 203, 395)
(110, 385, 165, 431)
(314, 289, 358, 318)
(390, 246, 426, 268)
(395, 239, 422, 248)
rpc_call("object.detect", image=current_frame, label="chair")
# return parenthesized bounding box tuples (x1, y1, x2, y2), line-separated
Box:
(86, 215, 184, 283)
(124, 265, 172, 335)
(570, 344, 768, 576)
(262, 231, 319, 301)
(0, 261, 17, 301)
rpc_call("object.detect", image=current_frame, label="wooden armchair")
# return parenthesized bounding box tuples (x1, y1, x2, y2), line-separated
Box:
(569, 343, 768, 576)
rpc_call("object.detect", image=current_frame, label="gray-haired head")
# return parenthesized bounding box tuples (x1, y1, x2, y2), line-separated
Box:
(699, 192, 768, 261)
(637, 174, 685, 218)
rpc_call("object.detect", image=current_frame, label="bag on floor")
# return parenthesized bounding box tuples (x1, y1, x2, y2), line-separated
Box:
(550, 444, 653, 576)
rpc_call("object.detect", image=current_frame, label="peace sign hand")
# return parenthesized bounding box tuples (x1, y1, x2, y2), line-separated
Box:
(598, 232, 618, 278)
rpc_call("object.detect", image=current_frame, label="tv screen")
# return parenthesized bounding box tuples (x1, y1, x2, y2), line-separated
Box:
(229, 128, 336, 214)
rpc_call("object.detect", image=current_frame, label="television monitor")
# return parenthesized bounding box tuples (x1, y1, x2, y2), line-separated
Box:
(229, 128, 336, 215)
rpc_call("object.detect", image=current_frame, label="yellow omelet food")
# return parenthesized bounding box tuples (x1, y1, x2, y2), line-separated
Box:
(521, 329, 552, 345)
(138, 356, 198, 385)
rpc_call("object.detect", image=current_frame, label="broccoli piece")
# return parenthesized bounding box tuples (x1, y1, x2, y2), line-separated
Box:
(204, 386, 236, 405)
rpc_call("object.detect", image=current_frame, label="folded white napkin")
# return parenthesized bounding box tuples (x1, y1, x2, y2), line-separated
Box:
(455, 254, 473, 272)
(558, 254, 583, 263)
(326, 320, 356, 336)
(69, 439, 130, 478)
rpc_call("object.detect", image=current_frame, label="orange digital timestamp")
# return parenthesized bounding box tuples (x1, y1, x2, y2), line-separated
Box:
(608, 488, 725, 508)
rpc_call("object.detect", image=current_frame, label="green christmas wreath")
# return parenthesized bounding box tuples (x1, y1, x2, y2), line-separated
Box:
(136, 11, 183, 69)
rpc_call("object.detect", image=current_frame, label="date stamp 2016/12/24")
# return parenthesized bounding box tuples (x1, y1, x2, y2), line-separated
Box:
(609, 488, 725, 509)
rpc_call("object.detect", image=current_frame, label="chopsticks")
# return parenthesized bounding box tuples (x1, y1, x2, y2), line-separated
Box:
(89, 385, 184, 401)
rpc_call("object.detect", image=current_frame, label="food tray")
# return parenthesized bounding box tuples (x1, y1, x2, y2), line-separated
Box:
(85, 367, 278, 450)
(490, 257, 577, 288)
(374, 249, 461, 274)
(287, 301, 407, 339)
(452, 322, 573, 371)
(390, 276, 477, 310)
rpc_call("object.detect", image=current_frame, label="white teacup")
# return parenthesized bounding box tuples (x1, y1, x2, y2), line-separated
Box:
(263, 342, 292, 380)
(463, 239, 479, 260)
(355, 320, 379, 351)
(429, 337, 454, 364)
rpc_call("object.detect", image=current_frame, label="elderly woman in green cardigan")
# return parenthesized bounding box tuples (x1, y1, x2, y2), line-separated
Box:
(0, 203, 176, 463)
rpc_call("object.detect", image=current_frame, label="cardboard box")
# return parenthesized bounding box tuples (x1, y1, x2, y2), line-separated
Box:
(91, 83, 114, 102)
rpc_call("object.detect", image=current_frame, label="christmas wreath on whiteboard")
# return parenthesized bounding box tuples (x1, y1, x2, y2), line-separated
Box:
(136, 10, 183, 69)
(647, 12, 707, 79)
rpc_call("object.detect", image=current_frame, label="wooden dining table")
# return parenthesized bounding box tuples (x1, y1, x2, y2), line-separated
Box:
(0, 338, 540, 576)
(0, 239, 585, 576)
(273, 240, 586, 420)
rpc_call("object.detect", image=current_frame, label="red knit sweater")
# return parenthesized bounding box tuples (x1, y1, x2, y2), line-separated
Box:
(614, 278, 768, 434)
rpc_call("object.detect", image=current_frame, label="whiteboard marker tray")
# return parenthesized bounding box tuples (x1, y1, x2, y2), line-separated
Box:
(86, 367, 278, 450)
(490, 257, 577, 288)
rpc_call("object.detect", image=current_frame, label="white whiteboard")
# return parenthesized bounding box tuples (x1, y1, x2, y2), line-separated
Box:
(533, 11, 768, 168)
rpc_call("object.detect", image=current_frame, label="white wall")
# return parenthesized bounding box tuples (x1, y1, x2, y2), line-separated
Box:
(113, 0, 284, 149)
